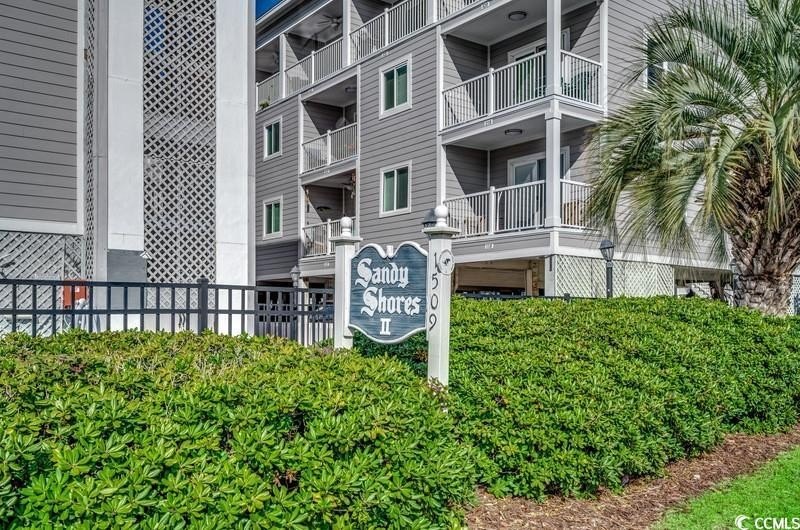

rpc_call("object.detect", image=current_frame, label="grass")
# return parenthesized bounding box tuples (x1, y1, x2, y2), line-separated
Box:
(656, 446, 800, 530)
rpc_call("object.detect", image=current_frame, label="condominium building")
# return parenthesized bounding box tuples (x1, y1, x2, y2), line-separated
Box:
(0, 0, 252, 287)
(253, 0, 726, 296)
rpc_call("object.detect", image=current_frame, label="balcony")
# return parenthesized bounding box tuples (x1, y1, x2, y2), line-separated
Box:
(303, 217, 358, 257)
(286, 37, 345, 96)
(349, 0, 428, 61)
(302, 123, 358, 172)
(257, 73, 280, 108)
(442, 51, 601, 128)
(444, 180, 590, 239)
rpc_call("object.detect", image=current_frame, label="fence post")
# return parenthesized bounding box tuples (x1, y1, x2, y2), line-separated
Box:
(326, 130, 332, 165)
(326, 219, 333, 255)
(198, 277, 209, 333)
(487, 68, 495, 115)
(330, 217, 362, 348)
(383, 8, 390, 46)
(488, 186, 496, 235)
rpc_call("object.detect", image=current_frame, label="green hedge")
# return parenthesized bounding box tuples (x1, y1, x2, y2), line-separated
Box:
(356, 297, 800, 500)
(0, 332, 476, 529)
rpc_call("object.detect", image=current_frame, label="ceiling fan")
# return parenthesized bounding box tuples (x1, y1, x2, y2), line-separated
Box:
(303, 15, 342, 49)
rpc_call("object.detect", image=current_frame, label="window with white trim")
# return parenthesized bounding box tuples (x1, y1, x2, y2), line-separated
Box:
(381, 61, 410, 114)
(381, 165, 410, 214)
(263, 120, 281, 158)
(645, 36, 669, 88)
(262, 197, 282, 238)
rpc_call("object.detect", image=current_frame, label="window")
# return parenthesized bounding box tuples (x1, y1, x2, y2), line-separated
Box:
(508, 147, 570, 186)
(644, 36, 669, 88)
(381, 60, 411, 115)
(263, 120, 281, 158)
(381, 165, 410, 215)
(262, 197, 282, 238)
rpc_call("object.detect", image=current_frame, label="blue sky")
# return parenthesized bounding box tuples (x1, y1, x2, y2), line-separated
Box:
(256, 0, 281, 18)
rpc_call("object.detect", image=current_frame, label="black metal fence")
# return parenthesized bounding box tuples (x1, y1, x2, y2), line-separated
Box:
(0, 278, 334, 344)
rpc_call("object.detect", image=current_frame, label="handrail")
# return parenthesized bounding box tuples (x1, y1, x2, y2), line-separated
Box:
(302, 123, 358, 172)
(561, 49, 602, 67)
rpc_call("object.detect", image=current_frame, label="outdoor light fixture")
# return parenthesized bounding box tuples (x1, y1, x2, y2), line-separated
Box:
(504, 128, 523, 136)
(599, 239, 615, 298)
(729, 257, 739, 306)
(422, 208, 438, 229)
(508, 10, 527, 21)
(290, 265, 301, 288)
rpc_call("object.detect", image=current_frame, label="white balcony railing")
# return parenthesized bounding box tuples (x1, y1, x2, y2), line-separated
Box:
(303, 217, 357, 257)
(314, 38, 344, 82)
(445, 181, 546, 238)
(439, 0, 481, 18)
(561, 51, 601, 105)
(302, 123, 358, 172)
(442, 52, 546, 128)
(285, 37, 345, 96)
(442, 51, 603, 128)
(445, 180, 591, 239)
(257, 73, 280, 108)
(350, 0, 427, 62)
(561, 179, 591, 228)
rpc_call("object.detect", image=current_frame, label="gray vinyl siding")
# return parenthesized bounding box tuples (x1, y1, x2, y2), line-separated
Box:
(445, 146, 486, 197)
(606, 0, 670, 112)
(303, 101, 346, 140)
(351, 0, 385, 28)
(443, 36, 486, 85)
(490, 3, 599, 69)
(358, 28, 438, 247)
(0, 0, 78, 224)
(255, 98, 301, 277)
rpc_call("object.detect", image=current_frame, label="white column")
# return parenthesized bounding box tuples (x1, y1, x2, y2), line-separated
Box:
(544, 255, 557, 297)
(423, 205, 459, 387)
(342, 0, 352, 65)
(599, 0, 609, 113)
(331, 217, 362, 348)
(546, 0, 562, 96)
(215, 0, 252, 332)
(107, 0, 144, 253)
(279, 34, 287, 98)
(544, 101, 562, 227)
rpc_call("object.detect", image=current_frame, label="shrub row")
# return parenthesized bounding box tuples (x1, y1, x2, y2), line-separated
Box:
(0, 332, 476, 529)
(356, 297, 800, 499)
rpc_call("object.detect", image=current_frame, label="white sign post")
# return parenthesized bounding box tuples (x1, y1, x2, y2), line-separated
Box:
(422, 205, 458, 387)
(332, 205, 458, 386)
(331, 217, 362, 349)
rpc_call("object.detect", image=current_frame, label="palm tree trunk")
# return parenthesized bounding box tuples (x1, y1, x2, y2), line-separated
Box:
(734, 272, 793, 315)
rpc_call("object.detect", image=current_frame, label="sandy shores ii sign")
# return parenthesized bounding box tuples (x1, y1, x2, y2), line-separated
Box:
(348, 243, 427, 343)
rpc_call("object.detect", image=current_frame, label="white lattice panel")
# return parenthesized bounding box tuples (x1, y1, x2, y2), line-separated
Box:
(555, 255, 674, 298)
(142, 0, 217, 283)
(790, 276, 800, 315)
(0, 232, 83, 335)
(83, 0, 97, 278)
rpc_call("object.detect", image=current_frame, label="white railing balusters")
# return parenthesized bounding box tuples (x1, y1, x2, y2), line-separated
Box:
(444, 181, 546, 239)
(560, 180, 591, 228)
(256, 73, 280, 108)
(350, 0, 427, 62)
(438, 0, 481, 18)
(302, 123, 358, 172)
(303, 218, 357, 257)
(561, 50, 601, 105)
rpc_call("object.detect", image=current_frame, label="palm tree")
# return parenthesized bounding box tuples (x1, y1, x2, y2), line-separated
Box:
(588, 0, 800, 315)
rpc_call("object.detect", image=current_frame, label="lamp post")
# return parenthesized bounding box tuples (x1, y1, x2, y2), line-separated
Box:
(729, 257, 739, 307)
(600, 239, 615, 298)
